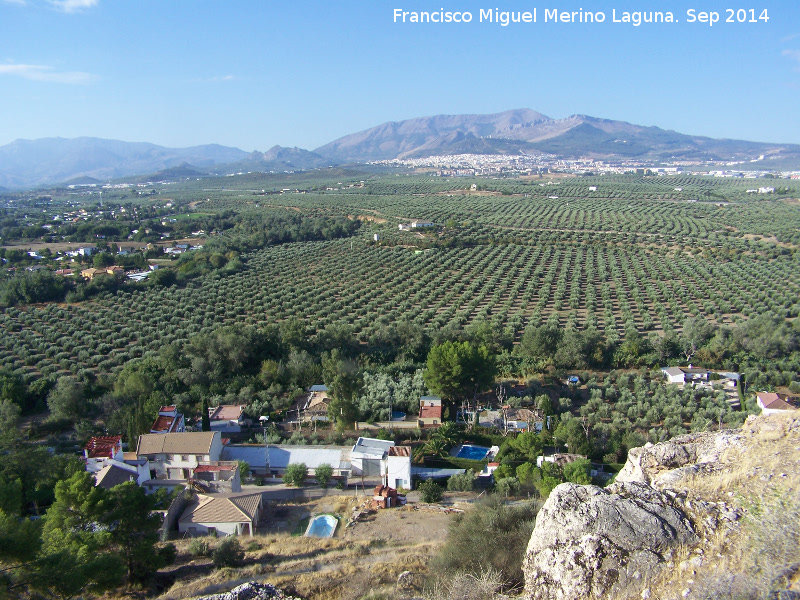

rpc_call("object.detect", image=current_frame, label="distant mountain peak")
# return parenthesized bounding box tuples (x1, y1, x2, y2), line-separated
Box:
(314, 109, 800, 163)
(0, 137, 249, 189)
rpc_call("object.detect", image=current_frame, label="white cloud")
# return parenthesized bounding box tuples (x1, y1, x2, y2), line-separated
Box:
(49, 0, 98, 12)
(783, 49, 800, 71)
(0, 63, 97, 84)
(190, 74, 236, 83)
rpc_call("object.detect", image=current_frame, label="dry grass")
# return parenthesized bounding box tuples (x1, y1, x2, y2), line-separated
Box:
(645, 413, 800, 599)
(155, 493, 456, 600)
(670, 412, 800, 502)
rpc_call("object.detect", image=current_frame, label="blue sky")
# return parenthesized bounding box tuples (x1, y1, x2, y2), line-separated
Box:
(0, 0, 798, 151)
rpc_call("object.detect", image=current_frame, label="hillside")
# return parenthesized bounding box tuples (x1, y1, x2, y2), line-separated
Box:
(3, 110, 800, 190)
(0, 137, 249, 189)
(219, 146, 330, 173)
(314, 108, 549, 161)
(523, 411, 800, 600)
(315, 109, 800, 163)
(123, 163, 209, 184)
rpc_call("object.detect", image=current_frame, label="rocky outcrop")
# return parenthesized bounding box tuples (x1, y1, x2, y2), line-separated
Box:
(523, 482, 698, 600)
(523, 413, 800, 600)
(191, 582, 303, 600)
(615, 428, 744, 489)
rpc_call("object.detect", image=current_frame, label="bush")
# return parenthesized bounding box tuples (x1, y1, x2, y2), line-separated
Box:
(494, 477, 520, 498)
(419, 480, 443, 503)
(424, 568, 505, 600)
(315, 463, 333, 488)
(447, 470, 476, 492)
(212, 538, 244, 568)
(188, 539, 210, 557)
(430, 496, 539, 589)
(283, 462, 308, 486)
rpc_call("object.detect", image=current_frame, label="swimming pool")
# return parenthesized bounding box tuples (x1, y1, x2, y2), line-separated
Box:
(305, 514, 338, 538)
(454, 444, 491, 460)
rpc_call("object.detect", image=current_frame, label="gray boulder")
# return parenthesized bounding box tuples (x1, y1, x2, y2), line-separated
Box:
(191, 582, 302, 600)
(523, 482, 698, 600)
(616, 429, 743, 489)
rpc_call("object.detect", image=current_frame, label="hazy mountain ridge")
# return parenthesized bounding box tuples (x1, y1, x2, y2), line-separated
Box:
(315, 108, 550, 161)
(0, 137, 249, 189)
(2, 109, 799, 190)
(316, 109, 800, 162)
(218, 145, 330, 173)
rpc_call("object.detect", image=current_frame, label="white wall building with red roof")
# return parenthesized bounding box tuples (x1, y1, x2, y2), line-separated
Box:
(150, 405, 185, 434)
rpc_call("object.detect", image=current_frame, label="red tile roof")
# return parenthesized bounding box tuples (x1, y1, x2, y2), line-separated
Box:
(194, 464, 236, 473)
(84, 436, 122, 459)
(151, 415, 177, 432)
(419, 405, 442, 419)
(388, 446, 412, 457)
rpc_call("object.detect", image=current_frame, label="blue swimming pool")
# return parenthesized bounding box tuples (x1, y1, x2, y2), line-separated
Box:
(305, 514, 338, 538)
(455, 444, 490, 460)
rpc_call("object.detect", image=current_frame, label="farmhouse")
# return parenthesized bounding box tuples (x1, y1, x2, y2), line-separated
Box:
(385, 446, 412, 489)
(661, 366, 711, 384)
(84, 435, 124, 473)
(301, 385, 330, 423)
(84, 435, 149, 488)
(94, 461, 149, 489)
(351, 437, 395, 477)
(418, 395, 442, 427)
(178, 492, 263, 537)
(755, 392, 797, 415)
(208, 404, 247, 433)
(501, 407, 543, 432)
(136, 431, 223, 480)
(191, 462, 242, 493)
(222, 444, 351, 481)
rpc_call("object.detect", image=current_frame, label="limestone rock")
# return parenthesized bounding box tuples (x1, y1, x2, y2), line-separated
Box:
(191, 582, 302, 600)
(616, 429, 743, 489)
(523, 482, 698, 600)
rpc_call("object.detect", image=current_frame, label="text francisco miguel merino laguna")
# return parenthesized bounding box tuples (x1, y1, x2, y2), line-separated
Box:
(393, 8, 770, 27)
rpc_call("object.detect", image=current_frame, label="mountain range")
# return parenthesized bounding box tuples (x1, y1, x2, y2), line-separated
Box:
(1, 109, 798, 189)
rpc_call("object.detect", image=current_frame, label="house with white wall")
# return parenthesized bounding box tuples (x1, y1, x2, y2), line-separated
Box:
(351, 437, 395, 477)
(84, 436, 125, 473)
(386, 446, 412, 489)
(756, 392, 797, 415)
(151, 405, 185, 433)
(136, 431, 222, 480)
(178, 492, 263, 537)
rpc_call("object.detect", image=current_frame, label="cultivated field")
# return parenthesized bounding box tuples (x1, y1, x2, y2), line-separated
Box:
(1, 172, 799, 380)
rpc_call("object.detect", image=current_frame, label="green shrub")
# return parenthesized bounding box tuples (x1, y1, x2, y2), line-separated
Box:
(494, 477, 520, 498)
(447, 470, 476, 492)
(315, 463, 333, 487)
(283, 462, 308, 486)
(212, 537, 244, 568)
(188, 538, 210, 557)
(419, 480, 443, 503)
(430, 496, 539, 589)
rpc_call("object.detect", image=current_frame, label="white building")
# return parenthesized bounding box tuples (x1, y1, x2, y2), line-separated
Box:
(136, 431, 223, 480)
(661, 367, 685, 384)
(351, 437, 395, 477)
(386, 446, 412, 489)
(755, 392, 796, 415)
